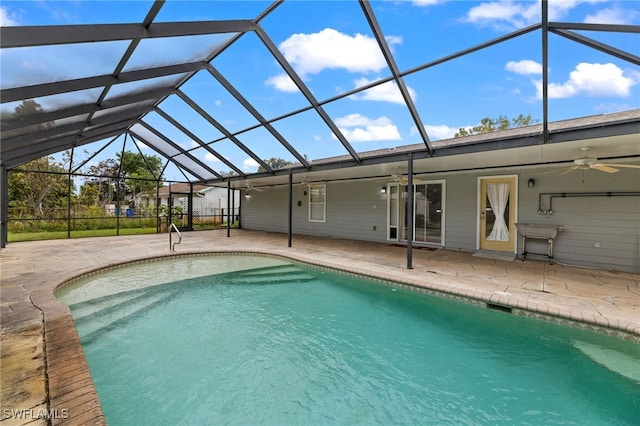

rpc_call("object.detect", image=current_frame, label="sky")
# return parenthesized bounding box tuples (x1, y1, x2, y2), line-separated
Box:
(1, 0, 639, 182)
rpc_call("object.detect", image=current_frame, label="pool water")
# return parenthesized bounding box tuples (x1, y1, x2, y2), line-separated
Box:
(58, 255, 640, 425)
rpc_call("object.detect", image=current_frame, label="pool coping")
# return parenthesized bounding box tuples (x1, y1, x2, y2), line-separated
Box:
(31, 249, 640, 424)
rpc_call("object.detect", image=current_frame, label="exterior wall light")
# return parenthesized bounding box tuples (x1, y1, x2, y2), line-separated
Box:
(528, 179, 535, 188)
(381, 186, 387, 194)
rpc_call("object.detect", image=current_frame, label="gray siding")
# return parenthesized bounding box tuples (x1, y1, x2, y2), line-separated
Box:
(440, 174, 477, 251)
(240, 165, 640, 272)
(517, 166, 640, 272)
(241, 181, 388, 242)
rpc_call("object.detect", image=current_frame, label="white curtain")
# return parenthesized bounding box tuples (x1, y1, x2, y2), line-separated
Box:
(487, 183, 510, 241)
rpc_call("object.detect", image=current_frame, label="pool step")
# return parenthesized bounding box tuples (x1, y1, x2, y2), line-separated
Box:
(223, 264, 316, 285)
(72, 287, 179, 340)
(69, 264, 316, 339)
(573, 340, 640, 384)
(69, 287, 155, 321)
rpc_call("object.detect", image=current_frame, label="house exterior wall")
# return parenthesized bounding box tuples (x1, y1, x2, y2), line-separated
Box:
(516, 166, 639, 272)
(241, 181, 388, 241)
(241, 167, 640, 273)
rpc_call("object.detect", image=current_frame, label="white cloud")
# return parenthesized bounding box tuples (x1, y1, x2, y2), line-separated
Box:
(243, 158, 259, 171)
(0, 7, 19, 26)
(335, 113, 401, 142)
(412, 0, 447, 6)
(385, 35, 403, 47)
(534, 62, 637, 99)
(464, 1, 538, 29)
(350, 77, 417, 104)
(277, 28, 398, 77)
(424, 124, 459, 140)
(411, 123, 468, 140)
(265, 74, 298, 92)
(204, 153, 221, 163)
(463, 0, 610, 30)
(505, 59, 542, 75)
(584, 7, 638, 24)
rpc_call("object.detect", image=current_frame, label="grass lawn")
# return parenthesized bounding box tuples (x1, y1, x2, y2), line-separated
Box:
(8, 227, 159, 242)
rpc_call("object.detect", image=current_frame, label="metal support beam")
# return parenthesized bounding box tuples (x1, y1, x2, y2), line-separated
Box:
(206, 64, 311, 169)
(1, 62, 202, 104)
(550, 28, 640, 66)
(227, 180, 231, 237)
(1, 20, 257, 48)
(0, 165, 8, 248)
(66, 148, 74, 239)
(548, 22, 640, 33)
(359, 0, 433, 154)
(116, 136, 128, 236)
(406, 153, 414, 269)
(129, 130, 205, 181)
(135, 121, 222, 180)
(187, 183, 194, 230)
(155, 107, 245, 176)
(542, 0, 549, 143)
(288, 171, 293, 248)
(175, 89, 273, 173)
(254, 25, 362, 164)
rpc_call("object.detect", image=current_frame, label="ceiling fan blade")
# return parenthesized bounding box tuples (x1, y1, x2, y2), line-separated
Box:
(590, 164, 619, 173)
(558, 166, 579, 176)
(599, 163, 640, 170)
(541, 168, 568, 175)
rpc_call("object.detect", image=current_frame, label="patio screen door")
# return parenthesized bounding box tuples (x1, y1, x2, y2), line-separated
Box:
(479, 176, 516, 252)
(169, 191, 193, 231)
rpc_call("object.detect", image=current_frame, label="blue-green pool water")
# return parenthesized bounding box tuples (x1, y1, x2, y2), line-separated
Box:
(57, 255, 640, 425)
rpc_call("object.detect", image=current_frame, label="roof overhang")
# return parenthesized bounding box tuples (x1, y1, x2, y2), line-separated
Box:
(219, 109, 640, 189)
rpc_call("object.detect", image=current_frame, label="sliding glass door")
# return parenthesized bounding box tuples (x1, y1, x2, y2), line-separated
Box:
(388, 181, 444, 245)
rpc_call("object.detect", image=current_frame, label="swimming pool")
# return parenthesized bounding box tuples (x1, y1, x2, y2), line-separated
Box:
(57, 254, 640, 425)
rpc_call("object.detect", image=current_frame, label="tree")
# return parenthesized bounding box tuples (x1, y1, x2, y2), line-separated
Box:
(6, 101, 71, 217)
(257, 157, 294, 173)
(1, 99, 54, 134)
(81, 159, 119, 207)
(118, 151, 164, 202)
(455, 114, 539, 137)
(8, 156, 70, 217)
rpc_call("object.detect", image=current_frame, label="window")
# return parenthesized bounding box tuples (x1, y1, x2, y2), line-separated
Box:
(308, 184, 326, 222)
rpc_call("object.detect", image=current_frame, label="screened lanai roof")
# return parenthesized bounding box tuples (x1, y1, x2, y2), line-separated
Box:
(1, 0, 639, 187)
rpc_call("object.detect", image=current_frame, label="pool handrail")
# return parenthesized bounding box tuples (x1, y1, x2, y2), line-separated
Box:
(169, 223, 182, 251)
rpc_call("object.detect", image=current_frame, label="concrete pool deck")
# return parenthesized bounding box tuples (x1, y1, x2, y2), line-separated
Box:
(2, 229, 639, 424)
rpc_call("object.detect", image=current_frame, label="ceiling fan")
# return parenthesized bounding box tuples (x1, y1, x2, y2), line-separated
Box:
(386, 169, 426, 184)
(245, 183, 264, 192)
(546, 147, 640, 175)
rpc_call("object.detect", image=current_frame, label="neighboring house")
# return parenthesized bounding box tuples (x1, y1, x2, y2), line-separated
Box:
(239, 111, 640, 273)
(156, 183, 240, 222)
